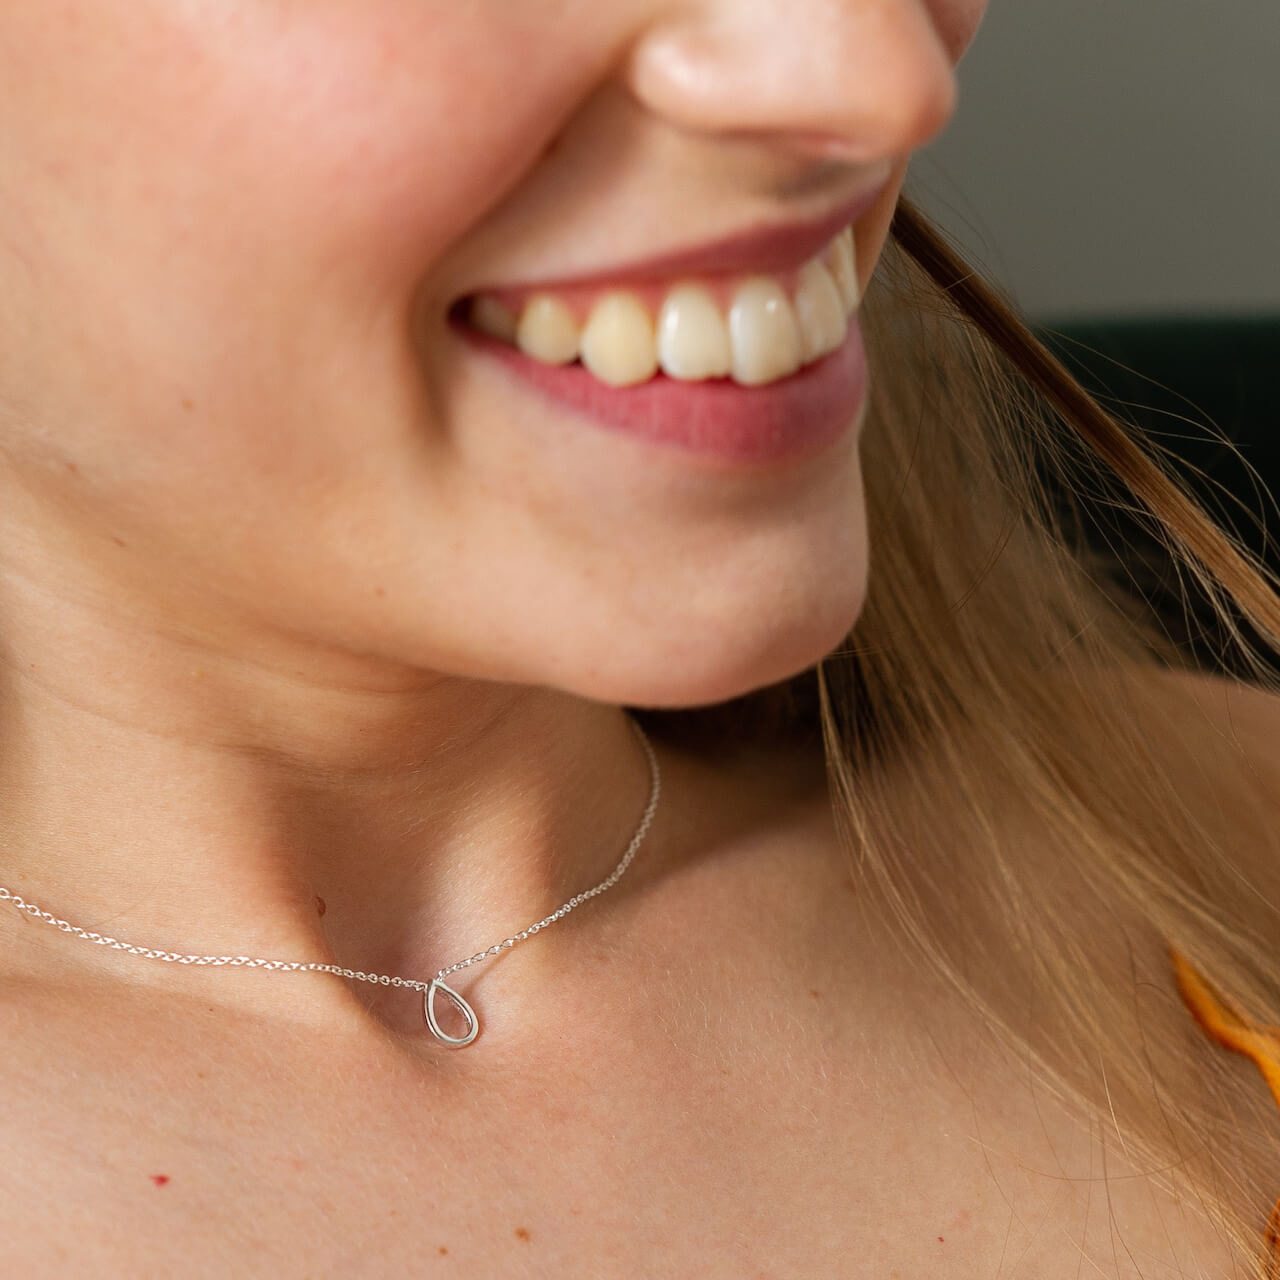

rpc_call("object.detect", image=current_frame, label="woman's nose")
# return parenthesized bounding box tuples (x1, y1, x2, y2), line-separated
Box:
(624, 0, 959, 164)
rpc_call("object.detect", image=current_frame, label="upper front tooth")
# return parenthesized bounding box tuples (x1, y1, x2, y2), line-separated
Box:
(728, 278, 804, 386)
(484, 226, 859, 386)
(516, 294, 580, 365)
(793, 260, 849, 362)
(825, 229, 859, 312)
(657, 285, 732, 381)
(580, 291, 659, 388)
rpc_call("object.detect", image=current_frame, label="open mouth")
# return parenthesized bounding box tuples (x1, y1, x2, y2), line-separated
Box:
(451, 224, 859, 392)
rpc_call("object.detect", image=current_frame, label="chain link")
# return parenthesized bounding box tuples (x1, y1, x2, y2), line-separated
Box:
(0, 715, 660, 999)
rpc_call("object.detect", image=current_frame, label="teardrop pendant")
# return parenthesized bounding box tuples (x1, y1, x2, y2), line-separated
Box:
(424, 977, 479, 1047)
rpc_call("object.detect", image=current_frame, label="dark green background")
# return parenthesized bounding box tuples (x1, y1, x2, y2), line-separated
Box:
(1037, 317, 1279, 680)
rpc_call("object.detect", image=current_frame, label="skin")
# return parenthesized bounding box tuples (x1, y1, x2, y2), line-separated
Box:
(0, 0, 982, 1029)
(0, 0, 1255, 1273)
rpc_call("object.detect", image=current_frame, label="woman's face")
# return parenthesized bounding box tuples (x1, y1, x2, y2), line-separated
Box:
(0, 1, 984, 709)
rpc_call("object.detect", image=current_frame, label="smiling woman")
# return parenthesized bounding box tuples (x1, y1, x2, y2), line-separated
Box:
(0, 1, 1277, 1277)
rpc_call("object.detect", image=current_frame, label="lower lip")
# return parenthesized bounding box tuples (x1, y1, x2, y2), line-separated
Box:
(452, 317, 869, 466)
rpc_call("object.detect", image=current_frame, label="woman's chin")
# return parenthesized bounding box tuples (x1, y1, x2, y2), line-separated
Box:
(556, 593, 867, 712)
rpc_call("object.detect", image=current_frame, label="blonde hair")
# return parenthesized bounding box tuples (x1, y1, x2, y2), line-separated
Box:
(636, 198, 1280, 1267)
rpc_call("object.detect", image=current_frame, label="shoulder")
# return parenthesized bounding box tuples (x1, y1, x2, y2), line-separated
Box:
(1156, 664, 1280, 756)
(1135, 664, 1280, 875)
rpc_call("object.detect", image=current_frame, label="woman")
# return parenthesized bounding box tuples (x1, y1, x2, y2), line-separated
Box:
(0, 1, 1276, 1274)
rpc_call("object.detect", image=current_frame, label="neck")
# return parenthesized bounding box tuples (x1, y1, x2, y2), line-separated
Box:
(0, 576, 667, 1041)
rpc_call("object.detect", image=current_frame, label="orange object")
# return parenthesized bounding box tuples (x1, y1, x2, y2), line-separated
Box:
(1171, 947, 1280, 1277)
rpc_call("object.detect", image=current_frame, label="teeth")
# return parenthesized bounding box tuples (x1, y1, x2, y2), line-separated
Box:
(728, 277, 803, 386)
(580, 291, 658, 387)
(471, 225, 860, 388)
(793, 260, 848, 363)
(657, 285, 732, 381)
(824, 228, 860, 312)
(515, 294, 580, 365)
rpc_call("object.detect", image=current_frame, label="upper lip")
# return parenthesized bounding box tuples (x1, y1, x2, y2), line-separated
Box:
(467, 181, 891, 296)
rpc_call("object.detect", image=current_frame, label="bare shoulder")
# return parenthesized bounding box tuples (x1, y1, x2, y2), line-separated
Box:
(634, 730, 1250, 1278)
(1151, 663, 1280, 766)
(1137, 663, 1280, 900)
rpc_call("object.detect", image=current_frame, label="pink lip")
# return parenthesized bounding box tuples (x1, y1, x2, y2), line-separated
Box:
(453, 316, 869, 467)
(449, 183, 887, 467)
(467, 181, 891, 295)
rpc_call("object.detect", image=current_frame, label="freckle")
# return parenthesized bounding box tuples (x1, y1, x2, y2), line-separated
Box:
(809, 988, 821, 999)
(196, 1071, 207, 1080)
(438, 1246, 448, 1255)
(151, 1174, 170, 1187)
(181, 398, 194, 411)
(514, 1227, 530, 1242)
(316, 896, 326, 917)
(374, 586, 386, 599)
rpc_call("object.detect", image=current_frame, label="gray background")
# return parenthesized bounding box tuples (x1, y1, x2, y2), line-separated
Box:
(912, 2, 1280, 322)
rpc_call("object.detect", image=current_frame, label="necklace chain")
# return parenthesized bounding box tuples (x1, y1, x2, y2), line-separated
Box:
(0, 714, 661, 1047)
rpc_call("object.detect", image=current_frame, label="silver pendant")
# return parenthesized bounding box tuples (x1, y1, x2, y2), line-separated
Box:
(424, 978, 479, 1047)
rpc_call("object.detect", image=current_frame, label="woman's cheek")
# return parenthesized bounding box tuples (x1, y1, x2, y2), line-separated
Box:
(121, 1, 617, 291)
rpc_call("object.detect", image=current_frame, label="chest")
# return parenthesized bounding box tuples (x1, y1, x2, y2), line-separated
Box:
(0, 990, 1225, 1280)
(0, 1014, 898, 1277)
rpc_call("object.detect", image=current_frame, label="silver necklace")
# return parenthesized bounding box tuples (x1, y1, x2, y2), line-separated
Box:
(0, 714, 660, 1049)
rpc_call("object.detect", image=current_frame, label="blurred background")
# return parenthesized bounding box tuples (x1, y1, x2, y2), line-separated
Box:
(909, 1, 1280, 678)
(915, 0, 1279, 319)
